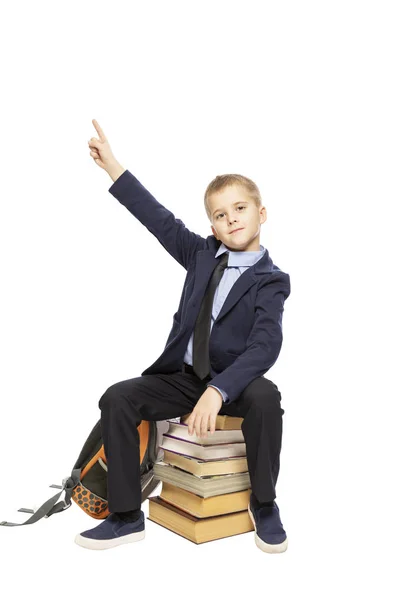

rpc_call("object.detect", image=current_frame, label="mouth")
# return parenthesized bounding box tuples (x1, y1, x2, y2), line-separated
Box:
(229, 228, 244, 234)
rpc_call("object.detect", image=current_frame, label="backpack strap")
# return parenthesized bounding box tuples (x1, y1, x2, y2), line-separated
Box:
(0, 468, 81, 527)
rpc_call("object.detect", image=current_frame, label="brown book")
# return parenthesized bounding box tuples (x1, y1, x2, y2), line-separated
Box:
(180, 414, 243, 430)
(148, 496, 253, 544)
(159, 481, 252, 518)
(166, 421, 244, 444)
(162, 449, 248, 477)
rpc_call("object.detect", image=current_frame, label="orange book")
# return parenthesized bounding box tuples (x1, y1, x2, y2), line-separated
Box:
(148, 496, 253, 544)
(159, 481, 251, 518)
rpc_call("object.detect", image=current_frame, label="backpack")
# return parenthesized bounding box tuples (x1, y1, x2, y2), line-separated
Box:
(0, 418, 170, 527)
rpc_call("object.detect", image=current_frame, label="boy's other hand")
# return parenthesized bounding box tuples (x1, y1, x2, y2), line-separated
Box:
(88, 119, 124, 180)
(186, 387, 223, 438)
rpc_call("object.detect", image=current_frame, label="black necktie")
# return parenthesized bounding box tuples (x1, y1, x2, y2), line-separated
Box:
(192, 252, 229, 380)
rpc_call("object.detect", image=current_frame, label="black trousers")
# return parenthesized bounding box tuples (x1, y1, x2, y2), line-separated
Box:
(98, 363, 285, 512)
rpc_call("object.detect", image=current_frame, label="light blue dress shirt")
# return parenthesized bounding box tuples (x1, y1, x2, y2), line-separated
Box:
(183, 242, 266, 403)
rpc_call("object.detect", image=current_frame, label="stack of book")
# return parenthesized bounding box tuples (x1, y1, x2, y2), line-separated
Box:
(148, 414, 254, 544)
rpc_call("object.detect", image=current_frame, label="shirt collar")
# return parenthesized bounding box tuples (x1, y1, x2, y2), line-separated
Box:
(215, 242, 266, 267)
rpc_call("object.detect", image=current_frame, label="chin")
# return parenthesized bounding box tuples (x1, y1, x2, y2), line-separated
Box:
(224, 239, 249, 251)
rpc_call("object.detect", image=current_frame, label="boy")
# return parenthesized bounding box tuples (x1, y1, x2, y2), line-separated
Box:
(75, 119, 291, 553)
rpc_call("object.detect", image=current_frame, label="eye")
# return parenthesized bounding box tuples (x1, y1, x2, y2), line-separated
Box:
(216, 206, 246, 219)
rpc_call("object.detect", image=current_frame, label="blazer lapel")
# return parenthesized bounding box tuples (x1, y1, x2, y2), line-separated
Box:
(191, 248, 274, 324)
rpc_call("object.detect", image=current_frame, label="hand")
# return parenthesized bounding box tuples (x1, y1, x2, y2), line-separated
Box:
(88, 119, 122, 176)
(186, 387, 223, 438)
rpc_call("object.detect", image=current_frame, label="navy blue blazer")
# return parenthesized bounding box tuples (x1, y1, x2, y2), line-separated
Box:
(108, 169, 291, 405)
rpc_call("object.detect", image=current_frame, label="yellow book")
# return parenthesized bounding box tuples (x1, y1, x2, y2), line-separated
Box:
(159, 481, 251, 518)
(162, 449, 248, 477)
(180, 414, 243, 430)
(148, 496, 253, 544)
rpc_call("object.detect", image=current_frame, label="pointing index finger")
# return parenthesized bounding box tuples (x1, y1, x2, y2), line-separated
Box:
(92, 119, 107, 142)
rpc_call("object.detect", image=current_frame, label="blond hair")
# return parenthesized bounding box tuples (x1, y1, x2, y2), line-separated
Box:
(204, 174, 262, 222)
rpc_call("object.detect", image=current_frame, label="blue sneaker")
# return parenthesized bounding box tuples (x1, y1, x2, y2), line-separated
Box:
(248, 493, 288, 553)
(74, 511, 145, 550)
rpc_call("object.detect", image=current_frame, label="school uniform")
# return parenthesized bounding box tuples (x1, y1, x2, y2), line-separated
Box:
(98, 170, 291, 513)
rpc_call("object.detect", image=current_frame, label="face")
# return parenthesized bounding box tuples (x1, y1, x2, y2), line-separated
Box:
(208, 184, 267, 251)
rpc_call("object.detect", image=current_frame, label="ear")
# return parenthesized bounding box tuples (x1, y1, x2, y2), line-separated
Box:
(260, 206, 267, 224)
(211, 225, 220, 240)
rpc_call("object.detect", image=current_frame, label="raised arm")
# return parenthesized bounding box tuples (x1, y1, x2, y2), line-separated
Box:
(88, 119, 207, 269)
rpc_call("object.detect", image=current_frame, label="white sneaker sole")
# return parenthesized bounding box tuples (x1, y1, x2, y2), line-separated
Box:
(248, 504, 288, 554)
(74, 528, 145, 550)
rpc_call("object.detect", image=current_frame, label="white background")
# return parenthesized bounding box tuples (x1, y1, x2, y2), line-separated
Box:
(0, 0, 398, 598)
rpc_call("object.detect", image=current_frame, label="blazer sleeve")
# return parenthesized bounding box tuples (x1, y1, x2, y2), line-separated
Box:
(108, 169, 207, 270)
(207, 385, 229, 403)
(206, 272, 291, 404)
